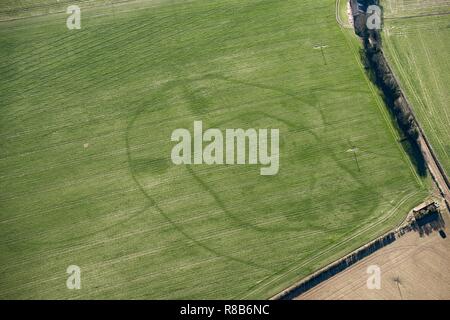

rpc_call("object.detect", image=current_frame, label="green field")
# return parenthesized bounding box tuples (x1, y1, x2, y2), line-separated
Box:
(382, 0, 450, 176)
(382, 0, 450, 17)
(0, 0, 427, 299)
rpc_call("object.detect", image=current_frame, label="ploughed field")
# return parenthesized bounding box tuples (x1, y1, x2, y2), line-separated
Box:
(0, 0, 426, 299)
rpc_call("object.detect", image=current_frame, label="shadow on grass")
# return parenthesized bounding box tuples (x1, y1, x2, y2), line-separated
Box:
(359, 48, 428, 178)
(400, 137, 427, 177)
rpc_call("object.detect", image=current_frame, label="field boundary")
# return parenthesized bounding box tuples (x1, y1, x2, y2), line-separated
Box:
(0, 0, 156, 23)
(271, 202, 433, 300)
(379, 44, 450, 208)
(271, 1, 450, 300)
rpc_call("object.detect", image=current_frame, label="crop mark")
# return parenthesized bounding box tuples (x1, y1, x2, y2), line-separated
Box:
(125, 80, 270, 272)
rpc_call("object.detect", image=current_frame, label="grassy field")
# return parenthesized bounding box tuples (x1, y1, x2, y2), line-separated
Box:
(382, 0, 450, 17)
(0, 0, 123, 20)
(382, 1, 450, 176)
(0, 0, 427, 299)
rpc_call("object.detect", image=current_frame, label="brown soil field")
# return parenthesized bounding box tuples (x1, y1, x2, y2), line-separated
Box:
(297, 210, 450, 300)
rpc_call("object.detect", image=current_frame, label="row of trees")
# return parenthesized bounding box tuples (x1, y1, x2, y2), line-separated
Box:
(356, 0, 420, 143)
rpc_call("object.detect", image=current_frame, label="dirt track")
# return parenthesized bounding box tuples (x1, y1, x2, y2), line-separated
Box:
(418, 134, 450, 208)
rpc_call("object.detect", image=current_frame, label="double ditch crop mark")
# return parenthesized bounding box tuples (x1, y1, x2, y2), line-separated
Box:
(191, 74, 382, 226)
(246, 189, 420, 298)
(0, 0, 426, 298)
(125, 79, 271, 273)
(125, 73, 397, 297)
(10, 0, 420, 293)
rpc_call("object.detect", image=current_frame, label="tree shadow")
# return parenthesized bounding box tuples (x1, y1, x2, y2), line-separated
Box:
(359, 48, 427, 178)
